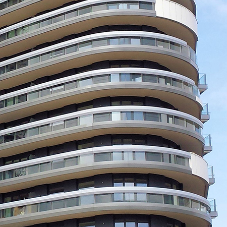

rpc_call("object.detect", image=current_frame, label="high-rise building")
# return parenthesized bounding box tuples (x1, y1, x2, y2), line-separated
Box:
(0, 0, 217, 227)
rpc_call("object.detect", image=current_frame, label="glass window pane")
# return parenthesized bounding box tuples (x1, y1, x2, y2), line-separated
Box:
(6, 63, 16, 72)
(40, 18, 51, 27)
(30, 56, 40, 65)
(52, 48, 64, 58)
(157, 39, 169, 49)
(139, 2, 154, 10)
(52, 159, 64, 169)
(65, 81, 77, 90)
(94, 152, 111, 162)
(27, 127, 39, 137)
(144, 112, 160, 122)
(78, 6, 91, 15)
(108, 3, 118, 10)
(65, 44, 77, 54)
(39, 124, 51, 134)
(65, 118, 78, 128)
(39, 202, 51, 211)
(164, 195, 173, 204)
(146, 152, 162, 162)
(148, 194, 163, 203)
(93, 75, 110, 84)
(141, 37, 155, 46)
(41, 52, 52, 61)
(28, 164, 39, 175)
(134, 111, 143, 120)
(143, 74, 158, 83)
(78, 41, 92, 51)
(78, 78, 92, 87)
(28, 91, 39, 100)
(126, 222, 136, 227)
(65, 10, 77, 19)
(124, 151, 133, 160)
(95, 194, 112, 203)
(114, 193, 123, 201)
(136, 193, 147, 201)
(40, 162, 51, 172)
(92, 39, 108, 47)
(80, 115, 93, 126)
(17, 59, 28, 69)
(80, 195, 94, 205)
(52, 121, 64, 131)
(111, 73, 120, 82)
(131, 73, 142, 82)
(65, 197, 79, 207)
(52, 14, 64, 23)
(113, 151, 123, 161)
(52, 200, 65, 209)
(15, 94, 27, 104)
(109, 38, 119, 45)
(65, 157, 79, 167)
(134, 151, 145, 161)
(80, 154, 93, 165)
(94, 113, 111, 122)
(191, 200, 200, 210)
(125, 193, 135, 201)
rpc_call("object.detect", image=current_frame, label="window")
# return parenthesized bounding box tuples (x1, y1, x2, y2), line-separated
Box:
(94, 152, 112, 162)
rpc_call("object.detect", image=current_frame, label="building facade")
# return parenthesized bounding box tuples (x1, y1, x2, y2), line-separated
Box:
(0, 0, 217, 227)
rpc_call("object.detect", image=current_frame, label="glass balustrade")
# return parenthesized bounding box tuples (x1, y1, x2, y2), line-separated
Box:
(202, 104, 209, 115)
(0, 189, 210, 218)
(0, 110, 202, 145)
(0, 0, 25, 10)
(0, 33, 195, 76)
(0, 148, 190, 181)
(0, 71, 200, 109)
(204, 135, 212, 146)
(199, 74, 207, 85)
(208, 166, 214, 179)
(208, 199, 216, 212)
(0, 1, 154, 42)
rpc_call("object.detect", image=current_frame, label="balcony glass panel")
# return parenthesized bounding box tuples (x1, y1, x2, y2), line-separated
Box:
(94, 152, 112, 162)
(148, 194, 163, 203)
(80, 195, 94, 205)
(95, 194, 112, 203)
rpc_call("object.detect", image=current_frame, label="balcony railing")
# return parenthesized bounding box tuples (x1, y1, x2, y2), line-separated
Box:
(0, 106, 203, 145)
(208, 166, 215, 185)
(0, 187, 211, 219)
(201, 104, 210, 123)
(0, 145, 190, 181)
(198, 73, 208, 93)
(0, 0, 155, 42)
(0, 31, 196, 77)
(0, 68, 200, 110)
(0, 0, 25, 11)
(209, 199, 218, 218)
(204, 134, 212, 154)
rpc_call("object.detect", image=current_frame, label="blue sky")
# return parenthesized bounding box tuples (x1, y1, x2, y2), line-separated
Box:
(196, 0, 227, 225)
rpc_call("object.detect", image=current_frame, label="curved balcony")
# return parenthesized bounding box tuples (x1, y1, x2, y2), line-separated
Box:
(0, 187, 211, 227)
(0, 145, 209, 196)
(0, 0, 74, 27)
(0, 31, 198, 90)
(171, 0, 196, 15)
(0, 68, 202, 123)
(0, 0, 198, 58)
(155, 0, 197, 48)
(0, 106, 204, 158)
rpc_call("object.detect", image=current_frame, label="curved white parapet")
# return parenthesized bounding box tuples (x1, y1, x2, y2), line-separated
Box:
(190, 153, 209, 183)
(155, 0, 197, 35)
(0, 187, 211, 222)
(0, 68, 201, 110)
(0, 145, 191, 181)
